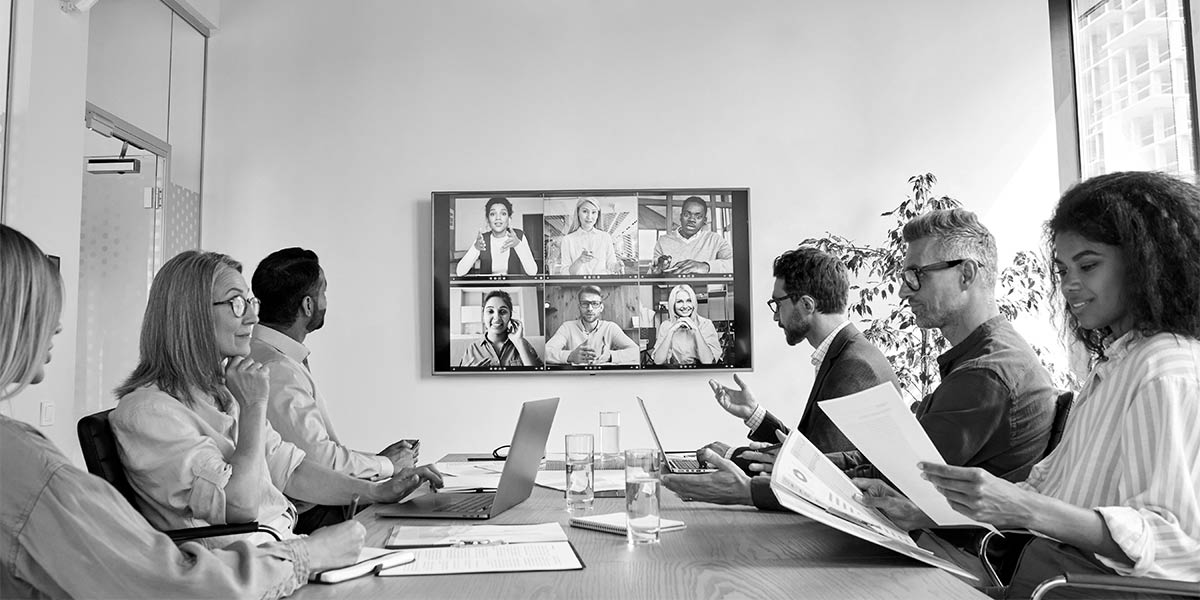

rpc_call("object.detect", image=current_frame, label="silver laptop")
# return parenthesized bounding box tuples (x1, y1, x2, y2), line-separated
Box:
(636, 396, 717, 474)
(376, 397, 559, 519)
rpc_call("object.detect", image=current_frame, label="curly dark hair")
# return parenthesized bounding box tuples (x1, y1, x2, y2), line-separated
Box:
(1046, 171, 1200, 356)
(772, 246, 848, 314)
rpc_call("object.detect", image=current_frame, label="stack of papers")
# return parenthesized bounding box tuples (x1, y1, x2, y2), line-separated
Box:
(433, 462, 504, 493)
(533, 470, 625, 495)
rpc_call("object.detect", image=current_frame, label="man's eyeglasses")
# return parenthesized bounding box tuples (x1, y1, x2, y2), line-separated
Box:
(212, 295, 260, 318)
(766, 293, 801, 315)
(578, 300, 603, 309)
(899, 259, 967, 292)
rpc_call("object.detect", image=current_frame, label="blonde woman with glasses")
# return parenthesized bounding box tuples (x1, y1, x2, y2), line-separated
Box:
(111, 250, 442, 548)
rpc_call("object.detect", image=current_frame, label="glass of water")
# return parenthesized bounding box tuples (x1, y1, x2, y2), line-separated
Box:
(624, 448, 661, 545)
(599, 411, 620, 467)
(564, 434, 594, 512)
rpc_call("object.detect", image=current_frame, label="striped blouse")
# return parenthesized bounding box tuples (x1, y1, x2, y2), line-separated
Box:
(1019, 331, 1200, 580)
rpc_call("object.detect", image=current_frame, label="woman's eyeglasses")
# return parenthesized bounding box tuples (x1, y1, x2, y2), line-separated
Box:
(212, 295, 260, 318)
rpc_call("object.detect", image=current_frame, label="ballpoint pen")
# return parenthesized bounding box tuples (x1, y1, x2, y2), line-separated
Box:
(345, 494, 360, 521)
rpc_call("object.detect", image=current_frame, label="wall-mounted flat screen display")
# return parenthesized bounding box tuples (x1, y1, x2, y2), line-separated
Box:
(432, 188, 751, 374)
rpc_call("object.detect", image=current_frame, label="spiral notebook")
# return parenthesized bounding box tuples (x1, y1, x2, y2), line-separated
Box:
(568, 512, 686, 535)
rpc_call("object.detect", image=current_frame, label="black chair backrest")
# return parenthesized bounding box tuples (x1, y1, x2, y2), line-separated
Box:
(77, 409, 141, 509)
(1044, 390, 1075, 458)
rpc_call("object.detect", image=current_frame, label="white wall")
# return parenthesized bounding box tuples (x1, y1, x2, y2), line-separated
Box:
(203, 1, 1059, 464)
(3, 0, 90, 463)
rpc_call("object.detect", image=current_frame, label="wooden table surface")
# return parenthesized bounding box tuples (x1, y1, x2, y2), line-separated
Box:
(291, 460, 988, 600)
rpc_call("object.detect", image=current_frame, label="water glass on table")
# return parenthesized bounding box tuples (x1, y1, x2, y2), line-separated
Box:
(565, 433, 595, 512)
(624, 448, 661, 545)
(599, 411, 621, 467)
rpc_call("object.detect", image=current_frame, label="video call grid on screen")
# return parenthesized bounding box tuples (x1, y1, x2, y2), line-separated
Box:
(432, 188, 752, 374)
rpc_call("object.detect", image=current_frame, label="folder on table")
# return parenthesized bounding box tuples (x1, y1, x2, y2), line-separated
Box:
(309, 547, 415, 584)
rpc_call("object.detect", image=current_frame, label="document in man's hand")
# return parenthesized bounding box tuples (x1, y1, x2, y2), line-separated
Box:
(769, 428, 978, 581)
(309, 547, 415, 584)
(818, 382, 996, 531)
(376, 541, 584, 576)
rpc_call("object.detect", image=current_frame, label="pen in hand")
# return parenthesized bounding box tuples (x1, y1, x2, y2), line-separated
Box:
(345, 494, 360, 522)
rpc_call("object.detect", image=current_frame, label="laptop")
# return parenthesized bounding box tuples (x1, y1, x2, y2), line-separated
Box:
(636, 396, 717, 474)
(376, 397, 559, 519)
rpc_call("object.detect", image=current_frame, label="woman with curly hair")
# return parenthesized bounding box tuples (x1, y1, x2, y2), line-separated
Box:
(856, 171, 1200, 598)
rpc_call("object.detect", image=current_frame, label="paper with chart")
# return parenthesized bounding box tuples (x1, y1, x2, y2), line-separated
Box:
(819, 382, 996, 531)
(769, 429, 977, 581)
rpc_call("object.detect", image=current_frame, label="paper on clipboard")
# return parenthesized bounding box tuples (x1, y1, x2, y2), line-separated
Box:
(819, 382, 997, 532)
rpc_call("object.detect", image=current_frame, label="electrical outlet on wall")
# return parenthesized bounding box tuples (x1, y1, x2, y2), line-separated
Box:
(39, 402, 55, 426)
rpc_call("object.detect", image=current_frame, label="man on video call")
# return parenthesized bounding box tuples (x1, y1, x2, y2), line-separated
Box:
(249, 247, 423, 533)
(544, 285, 640, 365)
(651, 196, 734, 275)
(661, 246, 898, 510)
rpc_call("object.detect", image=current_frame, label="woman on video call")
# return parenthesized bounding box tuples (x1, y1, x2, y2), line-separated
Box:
(651, 284, 722, 365)
(459, 290, 542, 367)
(455, 197, 539, 276)
(557, 197, 620, 275)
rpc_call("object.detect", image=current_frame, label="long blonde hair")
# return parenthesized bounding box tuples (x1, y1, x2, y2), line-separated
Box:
(0, 225, 64, 401)
(667, 284, 697, 321)
(567, 197, 602, 235)
(116, 250, 242, 409)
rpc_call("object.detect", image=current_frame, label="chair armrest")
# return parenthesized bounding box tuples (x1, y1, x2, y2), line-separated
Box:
(1032, 573, 1200, 600)
(165, 521, 283, 543)
(978, 529, 1035, 587)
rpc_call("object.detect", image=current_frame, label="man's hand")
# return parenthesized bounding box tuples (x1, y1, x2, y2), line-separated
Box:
(661, 449, 753, 506)
(379, 439, 419, 471)
(741, 441, 779, 475)
(665, 259, 711, 274)
(697, 441, 731, 463)
(919, 463, 1035, 529)
(568, 343, 598, 364)
(369, 464, 444, 503)
(853, 478, 936, 531)
(303, 520, 366, 571)
(224, 357, 270, 412)
(710, 374, 758, 420)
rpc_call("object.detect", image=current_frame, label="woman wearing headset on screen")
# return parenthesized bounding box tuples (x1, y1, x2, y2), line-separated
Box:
(455, 197, 539, 277)
(651, 284, 722, 365)
(459, 290, 542, 367)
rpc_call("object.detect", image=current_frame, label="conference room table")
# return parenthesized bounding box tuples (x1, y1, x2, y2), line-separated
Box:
(292, 456, 989, 599)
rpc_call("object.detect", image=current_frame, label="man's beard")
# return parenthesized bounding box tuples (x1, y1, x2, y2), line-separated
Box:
(306, 308, 326, 333)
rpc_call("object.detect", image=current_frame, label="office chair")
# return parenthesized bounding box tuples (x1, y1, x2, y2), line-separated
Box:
(977, 391, 1200, 599)
(78, 409, 281, 543)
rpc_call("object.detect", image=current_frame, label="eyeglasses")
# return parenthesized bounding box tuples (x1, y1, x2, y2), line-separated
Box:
(212, 295, 260, 318)
(899, 259, 967, 292)
(766, 293, 801, 315)
(578, 300, 603, 309)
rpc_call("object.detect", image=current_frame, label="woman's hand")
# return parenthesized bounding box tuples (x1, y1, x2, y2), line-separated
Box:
(303, 520, 366, 571)
(508, 319, 525, 341)
(224, 356, 269, 411)
(499, 229, 520, 251)
(473, 228, 488, 252)
(919, 463, 1036, 529)
(853, 478, 936, 531)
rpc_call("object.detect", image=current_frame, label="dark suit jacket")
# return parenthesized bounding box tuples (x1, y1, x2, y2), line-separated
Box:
(744, 324, 899, 510)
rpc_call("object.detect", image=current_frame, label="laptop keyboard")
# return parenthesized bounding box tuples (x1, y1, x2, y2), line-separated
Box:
(669, 457, 704, 470)
(433, 495, 494, 513)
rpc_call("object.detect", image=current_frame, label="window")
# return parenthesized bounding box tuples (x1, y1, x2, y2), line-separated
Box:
(1051, 0, 1198, 184)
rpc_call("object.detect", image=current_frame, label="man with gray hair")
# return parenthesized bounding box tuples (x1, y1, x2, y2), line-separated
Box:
(830, 208, 1055, 483)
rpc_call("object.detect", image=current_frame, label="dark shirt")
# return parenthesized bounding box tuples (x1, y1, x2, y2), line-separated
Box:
(829, 316, 1056, 483)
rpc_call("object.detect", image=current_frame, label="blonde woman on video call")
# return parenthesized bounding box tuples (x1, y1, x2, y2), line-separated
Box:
(651, 284, 722, 365)
(557, 197, 620, 275)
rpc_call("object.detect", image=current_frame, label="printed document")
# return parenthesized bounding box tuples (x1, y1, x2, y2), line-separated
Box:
(386, 522, 567, 548)
(377, 541, 583, 576)
(819, 382, 995, 530)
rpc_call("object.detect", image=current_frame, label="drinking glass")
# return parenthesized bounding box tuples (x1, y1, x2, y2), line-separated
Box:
(599, 411, 621, 467)
(565, 434, 595, 512)
(624, 448, 661, 545)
